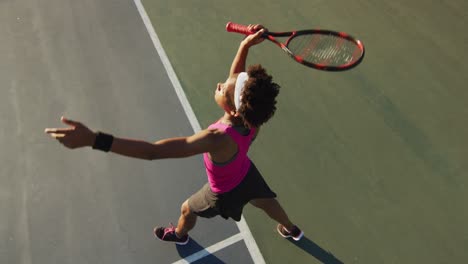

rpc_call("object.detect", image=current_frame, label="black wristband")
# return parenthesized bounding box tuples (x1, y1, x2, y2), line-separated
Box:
(92, 132, 114, 152)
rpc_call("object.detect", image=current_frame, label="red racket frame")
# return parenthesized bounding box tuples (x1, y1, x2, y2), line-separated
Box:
(226, 22, 365, 71)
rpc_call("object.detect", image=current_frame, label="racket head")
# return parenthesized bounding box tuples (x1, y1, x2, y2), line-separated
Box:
(285, 30, 365, 71)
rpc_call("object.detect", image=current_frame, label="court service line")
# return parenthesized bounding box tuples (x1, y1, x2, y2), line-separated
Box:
(171, 233, 243, 264)
(132, 1, 266, 263)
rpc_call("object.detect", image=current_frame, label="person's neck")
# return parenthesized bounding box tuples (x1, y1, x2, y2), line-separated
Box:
(220, 113, 243, 126)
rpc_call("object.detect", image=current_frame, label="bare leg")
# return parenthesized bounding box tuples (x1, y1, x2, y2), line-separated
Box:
(250, 198, 295, 230)
(175, 200, 197, 237)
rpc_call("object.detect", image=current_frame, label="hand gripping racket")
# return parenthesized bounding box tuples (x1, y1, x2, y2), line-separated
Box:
(226, 22, 365, 71)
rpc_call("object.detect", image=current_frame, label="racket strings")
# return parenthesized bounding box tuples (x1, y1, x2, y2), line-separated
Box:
(288, 34, 361, 66)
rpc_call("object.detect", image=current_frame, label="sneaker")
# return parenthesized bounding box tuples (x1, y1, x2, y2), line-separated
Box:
(277, 224, 304, 241)
(154, 223, 189, 245)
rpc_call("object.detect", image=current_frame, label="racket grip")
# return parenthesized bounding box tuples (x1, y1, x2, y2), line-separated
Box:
(226, 22, 255, 35)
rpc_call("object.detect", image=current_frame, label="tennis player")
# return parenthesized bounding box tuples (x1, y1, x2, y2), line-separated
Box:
(45, 24, 303, 245)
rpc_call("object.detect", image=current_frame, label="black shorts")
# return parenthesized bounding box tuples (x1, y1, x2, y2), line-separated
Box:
(188, 162, 277, 221)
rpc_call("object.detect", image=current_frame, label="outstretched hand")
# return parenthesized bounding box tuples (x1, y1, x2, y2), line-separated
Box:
(45, 117, 95, 149)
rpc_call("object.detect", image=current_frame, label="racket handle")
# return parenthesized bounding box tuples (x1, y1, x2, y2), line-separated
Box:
(226, 22, 255, 35)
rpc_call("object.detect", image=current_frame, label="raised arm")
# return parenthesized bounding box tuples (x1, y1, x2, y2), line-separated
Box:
(45, 117, 224, 160)
(229, 24, 266, 77)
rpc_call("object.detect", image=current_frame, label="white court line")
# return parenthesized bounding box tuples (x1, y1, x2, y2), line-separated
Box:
(171, 233, 243, 264)
(132, 1, 266, 264)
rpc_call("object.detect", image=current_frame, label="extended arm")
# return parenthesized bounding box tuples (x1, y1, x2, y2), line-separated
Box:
(110, 130, 221, 160)
(45, 117, 224, 160)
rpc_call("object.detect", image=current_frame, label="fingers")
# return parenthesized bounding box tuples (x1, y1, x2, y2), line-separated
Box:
(44, 126, 73, 145)
(248, 28, 266, 44)
(49, 133, 65, 139)
(253, 24, 266, 32)
(44, 128, 73, 135)
(45, 130, 67, 142)
(244, 24, 267, 44)
(45, 129, 73, 147)
(45, 116, 86, 149)
(44, 116, 82, 136)
(247, 24, 267, 32)
(61, 116, 82, 127)
(45, 130, 66, 146)
(253, 28, 265, 37)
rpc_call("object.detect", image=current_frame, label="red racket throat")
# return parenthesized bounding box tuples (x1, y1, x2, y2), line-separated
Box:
(226, 22, 365, 71)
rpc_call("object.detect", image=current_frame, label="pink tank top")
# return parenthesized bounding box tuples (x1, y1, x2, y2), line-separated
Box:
(203, 121, 257, 194)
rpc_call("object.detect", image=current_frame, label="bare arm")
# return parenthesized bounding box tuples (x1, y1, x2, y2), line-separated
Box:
(45, 117, 225, 160)
(110, 129, 222, 160)
(229, 24, 266, 77)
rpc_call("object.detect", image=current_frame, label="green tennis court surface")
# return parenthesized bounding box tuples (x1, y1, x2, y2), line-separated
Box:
(143, 0, 467, 263)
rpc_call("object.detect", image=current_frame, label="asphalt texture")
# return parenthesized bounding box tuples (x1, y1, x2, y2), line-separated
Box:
(0, 0, 252, 263)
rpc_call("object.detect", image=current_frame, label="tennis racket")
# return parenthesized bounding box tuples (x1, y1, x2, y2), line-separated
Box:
(226, 22, 365, 71)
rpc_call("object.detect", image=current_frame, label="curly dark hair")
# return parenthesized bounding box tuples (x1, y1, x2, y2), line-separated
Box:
(238, 64, 280, 128)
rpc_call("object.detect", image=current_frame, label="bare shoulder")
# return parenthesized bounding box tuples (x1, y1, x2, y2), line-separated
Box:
(186, 128, 230, 151)
(206, 127, 231, 143)
(196, 127, 227, 136)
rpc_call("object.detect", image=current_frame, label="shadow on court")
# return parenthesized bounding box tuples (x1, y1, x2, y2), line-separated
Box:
(176, 238, 225, 264)
(288, 236, 344, 264)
